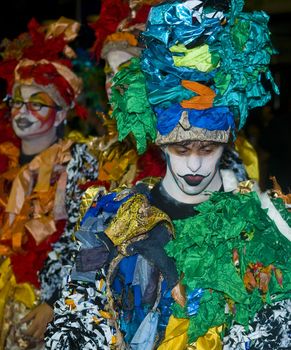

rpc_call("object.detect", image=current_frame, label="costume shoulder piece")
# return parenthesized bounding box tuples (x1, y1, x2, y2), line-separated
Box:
(165, 183, 291, 344)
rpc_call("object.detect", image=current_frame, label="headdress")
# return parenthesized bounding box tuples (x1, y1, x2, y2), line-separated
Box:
(110, 0, 279, 153)
(90, 0, 153, 153)
(90, 0, 151, 62)
(0, 17, 85, 115)
(87, 0, 167, 186)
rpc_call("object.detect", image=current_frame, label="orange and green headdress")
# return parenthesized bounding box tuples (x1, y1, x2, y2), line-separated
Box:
(110, 0, 279, 153)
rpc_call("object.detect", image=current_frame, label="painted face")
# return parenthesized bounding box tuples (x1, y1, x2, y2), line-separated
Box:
(104, 50, 133, 99)
(163, 141, 224, 196)
(10, 85, 61, 140)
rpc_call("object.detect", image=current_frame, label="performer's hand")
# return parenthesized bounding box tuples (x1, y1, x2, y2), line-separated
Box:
(171, 281, 186, 307)
(21, 303, 54, 341)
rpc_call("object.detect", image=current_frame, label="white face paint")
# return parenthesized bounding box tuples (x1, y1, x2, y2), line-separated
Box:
(105, 50, 134, 99)
(162, 141, 224, 203)
(11, 85, 63, 141)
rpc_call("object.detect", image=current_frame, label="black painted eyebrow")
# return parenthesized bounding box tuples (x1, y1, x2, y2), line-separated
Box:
(170, 141, 220, 150)
(174, 141, 194, 147)
(199, 142, 218, 148)
(179, 141, 217, 148)
(172, 144, 193, 152)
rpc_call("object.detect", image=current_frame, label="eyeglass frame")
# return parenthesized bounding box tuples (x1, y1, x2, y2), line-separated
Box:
(7, 98, 62, 112)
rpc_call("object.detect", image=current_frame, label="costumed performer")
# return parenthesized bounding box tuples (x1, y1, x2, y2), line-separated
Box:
(136, 1, 289, 349)
(0, 17, 99, 349)
(87, 0, 167, 189)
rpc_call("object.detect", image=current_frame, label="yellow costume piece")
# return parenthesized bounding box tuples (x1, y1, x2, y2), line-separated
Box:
(0, 258, 36, 350)
(170, 44, 218, 73)
(235, 135, 259, 181)
(157, 316, 190, 350)
(106, 193, 173, 247)
(194, 326, 223, 350)
(158, 316, 223, 350)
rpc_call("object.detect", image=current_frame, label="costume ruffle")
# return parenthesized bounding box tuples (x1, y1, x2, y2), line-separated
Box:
(45, 275, 115, 350)
(223, 299, 291, 349)
(0, 140, 73, 279)
(39, 143, 99, 301)
(45, 189, 125, 349)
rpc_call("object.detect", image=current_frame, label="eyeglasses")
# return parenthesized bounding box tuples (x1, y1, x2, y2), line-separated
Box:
(8, 99, 62, 112)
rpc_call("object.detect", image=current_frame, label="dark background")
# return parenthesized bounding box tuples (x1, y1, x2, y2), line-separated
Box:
(0, 0, 100, 48)
(0, 0, 290, 191)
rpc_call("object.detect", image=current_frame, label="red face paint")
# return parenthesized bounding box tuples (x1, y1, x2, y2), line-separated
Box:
(11, 85, 60, 139)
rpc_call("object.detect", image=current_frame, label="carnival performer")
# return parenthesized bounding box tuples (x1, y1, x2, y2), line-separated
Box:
(89, 0, 248, 189)
(88, 0, 167, 188)
(0, 17, 99, 349)
(46, 0, 290, 349)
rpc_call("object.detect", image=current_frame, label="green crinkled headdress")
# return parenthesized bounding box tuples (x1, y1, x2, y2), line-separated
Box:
(110, 57, 157, 154)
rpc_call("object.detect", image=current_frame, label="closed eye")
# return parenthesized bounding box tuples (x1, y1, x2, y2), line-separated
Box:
(199, 146, 217, 155)
(175, 147, 191, 155)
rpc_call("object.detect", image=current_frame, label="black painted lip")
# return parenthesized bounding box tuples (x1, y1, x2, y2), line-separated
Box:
(182, 175, 204, 186)
(15, 118, 34, 130)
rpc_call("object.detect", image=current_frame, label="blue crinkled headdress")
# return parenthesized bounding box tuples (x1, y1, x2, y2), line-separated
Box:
(110, 0, 279, 151)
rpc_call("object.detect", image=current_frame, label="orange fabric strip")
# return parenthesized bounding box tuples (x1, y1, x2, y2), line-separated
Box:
(1, 140, 73, 253)
(180, 80, 216, 110)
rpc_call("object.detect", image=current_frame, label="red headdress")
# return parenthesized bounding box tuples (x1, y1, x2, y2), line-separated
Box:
(90, 0, 151, 61)
(0, 17, 86, 117)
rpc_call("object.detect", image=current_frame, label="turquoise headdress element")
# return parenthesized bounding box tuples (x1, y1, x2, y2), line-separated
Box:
(110, 0, 279, 153)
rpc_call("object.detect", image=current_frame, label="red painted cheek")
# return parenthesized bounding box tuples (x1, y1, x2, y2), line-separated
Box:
(31, 109, 56, 127)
